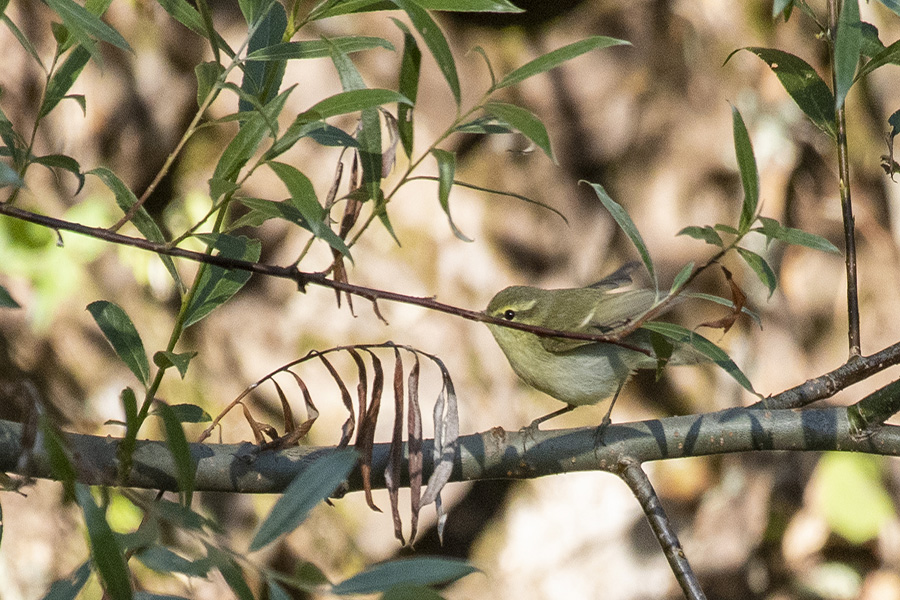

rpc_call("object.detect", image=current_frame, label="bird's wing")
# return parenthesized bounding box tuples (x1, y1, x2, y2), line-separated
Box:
(586, 262, 642, 292)
(539, 289, 657, 353)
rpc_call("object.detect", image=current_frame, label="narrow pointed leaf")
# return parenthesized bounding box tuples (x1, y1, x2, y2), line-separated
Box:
(305, 89, 412, 119)
(88, 168, 182, 287)
(152, 351, 197, 379)
(641, 321, 758, 395)
(239, 2, 286, 114)
(735, 48, 836, 139)
(42, 561, 92, 600)
(245, 36, 394, 61)
(39, 45, 91, 119)
(394, 18, 421, 158)
(249, 449, 358, 551)
(155, 401, 197, 505)
(584, 181, 657, 291)
(755, 216, 840, 254)
(483, 101, 554, 162)
(495, 36, 630, 90)
(2, 14, 44, 69)
(731, 106, 759, 233)
(181, 234, 261, 327)
(736, 247, 777, 298)
(267, 161, 352, 258)
(677, 225, 723, 246)
(670, 261, 694, 294)
(332, 557, 477, 595)
(156, 0, 207, 36)
(390, 0, 460, 106)
(75, 485, 132, 600)
(87, 301, 150, 386)
(432, 149, 472, 241)
(834, 0, 862, 109)
(33, 154, 85, 193)
(855, 37, 900, 82)
(46, 0, 132, 52)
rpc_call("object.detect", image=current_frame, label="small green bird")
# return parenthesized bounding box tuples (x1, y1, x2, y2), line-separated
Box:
(485, 264, 699, 431)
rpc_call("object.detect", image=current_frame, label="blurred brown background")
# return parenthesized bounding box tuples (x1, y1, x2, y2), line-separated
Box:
(1, 0, 900, 598)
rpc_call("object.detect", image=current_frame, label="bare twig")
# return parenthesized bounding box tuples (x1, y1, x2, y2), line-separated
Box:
(616, 458, 706, 600)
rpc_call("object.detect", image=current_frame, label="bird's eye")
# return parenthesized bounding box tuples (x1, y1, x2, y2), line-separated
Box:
(503, 309, 516, 320)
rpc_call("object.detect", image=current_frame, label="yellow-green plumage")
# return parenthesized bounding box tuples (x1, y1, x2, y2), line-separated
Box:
(485, 267, 701, 420)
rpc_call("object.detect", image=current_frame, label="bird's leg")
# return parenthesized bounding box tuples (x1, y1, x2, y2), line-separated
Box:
(594, 380, 627, 447)
(522, 405, 576, 438)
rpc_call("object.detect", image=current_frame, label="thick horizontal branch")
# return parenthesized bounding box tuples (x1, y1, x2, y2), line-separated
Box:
(2, 407, 898, 494)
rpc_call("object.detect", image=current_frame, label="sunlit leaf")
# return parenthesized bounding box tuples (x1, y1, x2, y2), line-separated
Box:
(239, 2, 286, 114)
(431, 149, 471, 241)
(494, 36, 630, 90)
(46, 0, 132, 52)
(483, 101, 554, 162)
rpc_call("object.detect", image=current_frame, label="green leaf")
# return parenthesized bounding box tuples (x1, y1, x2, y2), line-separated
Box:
(394, 18, 421, 158)
(136, 546, 210, 577)
(46, 0, 132, 52)
(152, 351, 197, 379)
(733, 48, 836, 139)
(75, 485, 133, 600)
(834, 0, 861, 109)
(391, 0, 460, 106)
(670, 262, 694, 294)
(238, 2, 286, 114)
(855, 38, 900, 82)
(411, 0, 521, 9)
(249, 449, 357, 551)
(87, 300, 150, 386)
(39, 44, 91, 119)
(33, 153, 85, 193)
(88, 167, 182, 288)
(155, 0, 207, 36)
(40, 416, 77, 502)
(42, 561, 92, 600)
(212, 86, 292, 181)
(182, 234, 261, 328)
(154, 401, 197, 505)
(118, 387, 139, 473)
(207, 545, 254, 600)
(432, 149, 471, 241)
(238, 0, 277, 25)
(150, 402, 210, 423)
(677, 225, 723, 246)
(305, 88, 413, 119)
(332, 557, 478, 595)
(267, 161, 352, 258)
(584, 181, 657, 292)
(303, 123, 358, 147)
(381, 585, 446, 600)
(736, 247, 777, 298)
(495, 36, 630, 90)
(755, 216, 841, 254)
(859, 22, 885, 58)
(453, 115, 515, 134)
(483, 101, 554, 162)
(244, 36, 395, 61)
(0, 284, 20, 308)
(640, 322, 758, 395)
(731, 106, 759, 234)
(0, 162, 23, 188)
(2, 14, 45, 69)
(195, 61, 224, 107)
